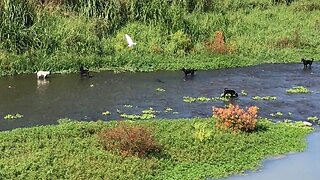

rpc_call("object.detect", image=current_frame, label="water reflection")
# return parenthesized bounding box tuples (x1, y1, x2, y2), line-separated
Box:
(36, 79, 50, 93)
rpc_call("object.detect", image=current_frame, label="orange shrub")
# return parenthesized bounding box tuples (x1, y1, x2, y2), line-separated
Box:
(205, 31, 236, 54)
(98, 122, 161, 157)
(213, 105, 259, 132)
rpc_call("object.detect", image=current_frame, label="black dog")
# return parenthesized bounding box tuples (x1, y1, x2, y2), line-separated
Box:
(80, 66, 89, 77)
(301, 58, 313, 69)
(222, 88, 238, 98)
(182, 68, 196, 77)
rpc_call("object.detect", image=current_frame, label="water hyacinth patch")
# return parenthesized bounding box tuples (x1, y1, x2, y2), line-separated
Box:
(270, 112, 283, 117)
(102, 111, 111, 116)
(183, 96, 228, 103)
(284, 119, 293, 123)
(120, 108, 156, 120)
(240, 90, 248, 96)
(183, 96, 211, 103)
(164, 107, 173, 113)
(252, 96, 277, 100)
(156, 88, 165, 92)
(307, 116, 319, 122)
(4, 113, 23, 120)
(141, 108, 157, 114)
(286, 86, 310, 94)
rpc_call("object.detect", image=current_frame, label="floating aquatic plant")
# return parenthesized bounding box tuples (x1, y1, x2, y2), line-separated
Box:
(142, 108, 157, 114)
(286, 86, 310, 94)
(284, 119, 293, 123)
(240, 90, 248, 96)
(252, 96, 277, 100)
(307, 116, 319, 122)
(4, 113, 23, 120)
(102, 111, 111, 116)
(164, 107, 173, 113)
(212, 97, 229, 101)
(183, 96, 228, 103)
(120, 108, 156, 120)
(270, 112, 283, 117)
(156, 88, 165, 92)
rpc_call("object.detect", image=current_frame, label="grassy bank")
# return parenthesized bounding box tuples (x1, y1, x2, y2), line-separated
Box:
(0, 0, 320, 76)
(0, 118, 312, 179)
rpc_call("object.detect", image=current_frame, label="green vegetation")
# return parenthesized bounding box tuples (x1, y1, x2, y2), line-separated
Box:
(240, 90, 248, 96)
(3, 113, 24, 120)
(307, 116, 319, 122)
(183, 96, 228, 103)
(286, 86, 311, 94)
(101, 111, 111, 116)
(156, 88, 165, 92)
(0, 0, 319, 76)
(270, 111, 284, 117)
(120, 107, 157, 120)
(0, 118, 312, 179)
(252, 96, 277, 100)
(164, 107, 173, 113)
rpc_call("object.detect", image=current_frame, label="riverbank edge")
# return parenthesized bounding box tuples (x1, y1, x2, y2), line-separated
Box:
(0, 52, 311, 77)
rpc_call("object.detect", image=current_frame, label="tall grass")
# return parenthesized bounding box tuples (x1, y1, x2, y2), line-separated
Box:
(0, 0, 319, 75)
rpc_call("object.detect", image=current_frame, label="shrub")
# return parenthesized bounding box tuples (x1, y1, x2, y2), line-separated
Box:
(98, 122, 161, 157)
(213, 105, 259, 132)
(164, 30, 192, 56)
(274, 29, 302, 49)
(205, 31, 236, 54)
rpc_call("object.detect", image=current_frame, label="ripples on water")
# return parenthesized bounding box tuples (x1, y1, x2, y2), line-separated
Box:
(0, 63, 319, 131)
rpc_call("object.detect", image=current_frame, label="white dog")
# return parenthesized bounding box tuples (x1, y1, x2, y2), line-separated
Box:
(36, 71, 50, 79)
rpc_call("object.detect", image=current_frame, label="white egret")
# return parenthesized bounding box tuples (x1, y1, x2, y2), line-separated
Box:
(125, 34, 136, 47)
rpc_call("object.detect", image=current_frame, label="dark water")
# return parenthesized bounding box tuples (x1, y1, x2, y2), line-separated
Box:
(222, 130, 320, 180)
(1, 63, 320, 131)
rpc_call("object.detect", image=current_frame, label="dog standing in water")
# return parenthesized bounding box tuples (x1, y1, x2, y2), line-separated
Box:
(36, 71, 50, 79)
(222, 88, 238, 98)
(182, 68, 196, 77)
(80, 66, 90, 77)
(301, 58, 314, 69)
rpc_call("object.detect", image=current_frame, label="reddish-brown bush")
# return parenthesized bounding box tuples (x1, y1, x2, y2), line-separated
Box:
(98, 122, 161, 157)
(205, 31, 236, 54)
(213, 105, 259, 132)
(274, 29, 302, 48)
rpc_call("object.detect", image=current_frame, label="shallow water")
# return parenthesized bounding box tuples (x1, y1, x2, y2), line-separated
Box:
(221, 130, 320, 180)
(1, 63, 320, 131)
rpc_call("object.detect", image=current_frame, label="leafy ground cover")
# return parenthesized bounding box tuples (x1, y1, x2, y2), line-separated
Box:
(0, 118, 312, 179)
